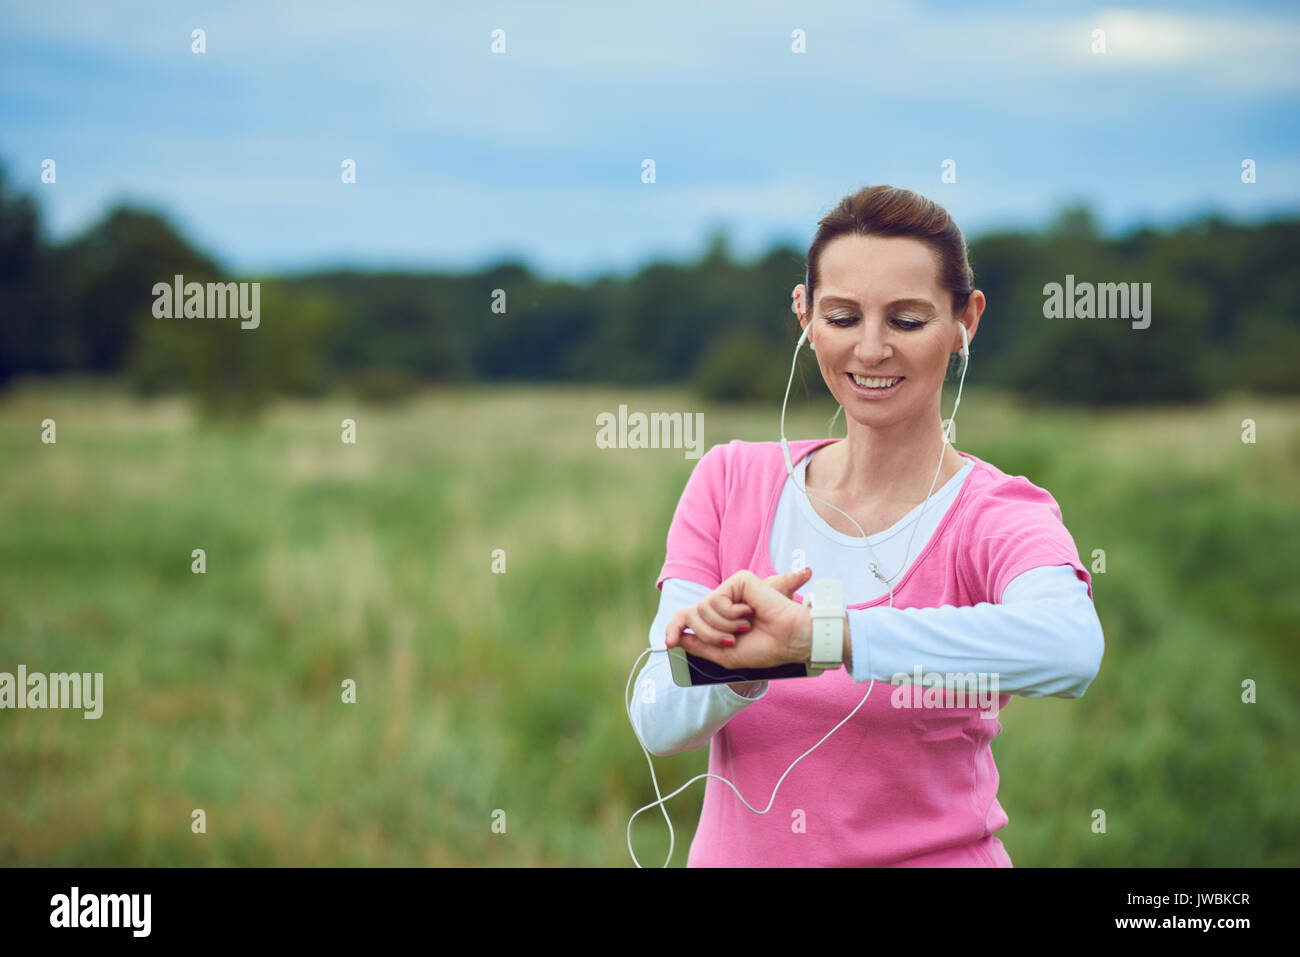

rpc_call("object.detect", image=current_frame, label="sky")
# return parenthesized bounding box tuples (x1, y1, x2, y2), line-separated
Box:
(2, 0, 1298, 281)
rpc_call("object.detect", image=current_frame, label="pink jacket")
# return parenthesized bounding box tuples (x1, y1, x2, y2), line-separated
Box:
(656, 438, 1094, 866)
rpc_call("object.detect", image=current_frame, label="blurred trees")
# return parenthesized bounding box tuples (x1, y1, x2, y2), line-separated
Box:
(0, 168, 53, 382)
(1, 164, 1296, 412)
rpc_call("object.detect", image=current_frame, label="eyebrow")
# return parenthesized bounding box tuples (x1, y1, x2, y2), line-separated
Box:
(817, 295, 938, 314)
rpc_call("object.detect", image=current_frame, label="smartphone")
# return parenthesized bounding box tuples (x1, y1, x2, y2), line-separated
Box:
(668, 646, 816, 686)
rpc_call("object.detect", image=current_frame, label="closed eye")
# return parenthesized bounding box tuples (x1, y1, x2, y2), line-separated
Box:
(825, 315, 927, 330)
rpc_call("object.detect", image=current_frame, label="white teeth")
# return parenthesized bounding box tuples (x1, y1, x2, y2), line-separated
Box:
(852, 375, 900, 388)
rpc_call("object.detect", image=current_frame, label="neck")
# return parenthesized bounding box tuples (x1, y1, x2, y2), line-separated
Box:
(819, 405, 962, 503)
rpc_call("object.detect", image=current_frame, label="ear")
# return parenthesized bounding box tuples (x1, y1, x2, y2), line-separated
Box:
(956, 291, 985, 349)
(795, 298, 812, 346)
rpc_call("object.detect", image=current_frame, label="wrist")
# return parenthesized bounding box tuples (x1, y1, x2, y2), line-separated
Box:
(842, 616, 853, 672)
(794, 605, 813, 666)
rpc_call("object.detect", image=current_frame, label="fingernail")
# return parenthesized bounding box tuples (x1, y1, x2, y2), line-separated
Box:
(737, 622, 751, 632)
(722, 637, 735, 647)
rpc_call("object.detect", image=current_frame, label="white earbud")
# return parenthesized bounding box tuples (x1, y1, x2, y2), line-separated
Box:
(959, 323, 969, 358)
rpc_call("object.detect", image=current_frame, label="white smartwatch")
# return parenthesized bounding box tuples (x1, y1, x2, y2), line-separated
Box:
(807, 578, 846, 675)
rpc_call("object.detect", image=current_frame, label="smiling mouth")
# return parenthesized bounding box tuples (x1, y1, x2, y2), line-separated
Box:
(848, 373, 903, 389)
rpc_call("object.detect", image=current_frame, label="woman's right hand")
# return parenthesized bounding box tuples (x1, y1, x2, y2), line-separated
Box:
(665, 567, 812, 651)
(664, 589, 753, 651)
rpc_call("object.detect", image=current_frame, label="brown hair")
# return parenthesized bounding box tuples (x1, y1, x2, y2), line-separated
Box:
(805, 185, 974, 319)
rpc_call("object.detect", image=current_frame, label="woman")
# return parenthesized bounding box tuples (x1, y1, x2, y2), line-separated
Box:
(628, 185, 1104, 867)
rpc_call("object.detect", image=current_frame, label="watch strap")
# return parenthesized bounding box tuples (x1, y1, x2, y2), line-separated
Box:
(808, 578, 845, 672)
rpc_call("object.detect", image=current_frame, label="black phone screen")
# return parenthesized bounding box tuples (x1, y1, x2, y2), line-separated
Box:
(681, 651, 809, 684)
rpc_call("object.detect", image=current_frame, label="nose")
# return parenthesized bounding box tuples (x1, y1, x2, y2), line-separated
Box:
(852, 318, 893, 368)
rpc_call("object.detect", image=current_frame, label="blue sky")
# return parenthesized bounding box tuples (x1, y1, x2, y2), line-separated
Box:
(2, 0, 1297, 280)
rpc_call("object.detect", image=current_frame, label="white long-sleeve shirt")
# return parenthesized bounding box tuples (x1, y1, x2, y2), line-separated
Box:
(630, 451, 1103, 757)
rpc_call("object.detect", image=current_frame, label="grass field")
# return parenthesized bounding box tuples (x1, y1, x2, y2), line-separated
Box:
(1, 380, 1298, 866)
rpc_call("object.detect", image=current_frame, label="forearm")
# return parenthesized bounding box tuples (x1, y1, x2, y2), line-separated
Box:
(840, 568, 1103, 697)
(630, 578, 769, 756)
(630, 651, 767, 755)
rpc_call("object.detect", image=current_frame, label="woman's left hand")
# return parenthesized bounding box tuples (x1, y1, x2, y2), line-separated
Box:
(666, 567, 814, 670)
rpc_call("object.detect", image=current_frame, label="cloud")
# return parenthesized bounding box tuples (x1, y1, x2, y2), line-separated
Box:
(1021, 7, 1300, 91)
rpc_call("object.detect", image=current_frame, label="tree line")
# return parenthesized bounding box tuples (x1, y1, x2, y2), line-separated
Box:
(2, 167, 1296, 416)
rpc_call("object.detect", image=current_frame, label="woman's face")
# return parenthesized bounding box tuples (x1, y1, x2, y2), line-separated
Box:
(796, 233, 977, 430)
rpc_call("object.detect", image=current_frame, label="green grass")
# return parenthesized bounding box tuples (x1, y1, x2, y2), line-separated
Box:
(0, 381, 1297, 865)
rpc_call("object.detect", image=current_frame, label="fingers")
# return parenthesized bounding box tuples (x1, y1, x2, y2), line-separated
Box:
(695, 593, 753, 638)
(674, 626, 739, 668)
(665, 608, 687, 649)
(689, 603, 743, 648)
(665, 602, 745, 651)
(663, 576, 757, 653)
(665, 607, 708, 650)
(765, 566, 813, 598)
